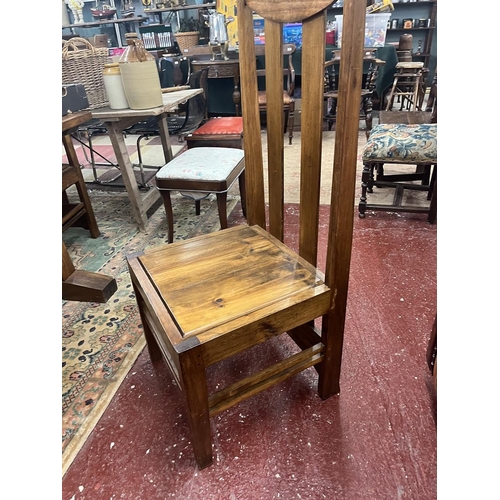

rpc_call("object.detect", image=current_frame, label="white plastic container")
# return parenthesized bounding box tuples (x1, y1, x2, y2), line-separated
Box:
(336, 13, 391, 48)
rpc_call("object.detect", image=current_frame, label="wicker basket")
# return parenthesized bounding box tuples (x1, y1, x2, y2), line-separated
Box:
(62, 37, 109, 109)
(174, 31, 200, 52)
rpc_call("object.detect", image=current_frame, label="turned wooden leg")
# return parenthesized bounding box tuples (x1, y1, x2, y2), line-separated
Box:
(367, 162, 378, 193)
(427, 174, 437, 224)
(375, 162, 385, 186)
(216, 192, 228, 229)
(363, 96, 373, 139)
(359, 162, 372, 218)
(159, 190, 175, 243)
(288, 101, 295, 145)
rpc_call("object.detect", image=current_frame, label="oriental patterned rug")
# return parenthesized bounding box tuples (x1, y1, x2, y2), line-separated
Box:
(62, 188, 239, 476)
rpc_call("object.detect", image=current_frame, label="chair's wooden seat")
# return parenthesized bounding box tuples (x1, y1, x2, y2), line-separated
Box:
(324, 88, 373, 99)
(258, 90, 294, 106)
(134, 225, 330, 343)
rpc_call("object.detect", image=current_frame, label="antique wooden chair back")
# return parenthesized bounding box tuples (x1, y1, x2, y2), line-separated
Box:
(253, 43, 296, 144)
(126, 0, 366, 469)
(324, 48, 386, 137)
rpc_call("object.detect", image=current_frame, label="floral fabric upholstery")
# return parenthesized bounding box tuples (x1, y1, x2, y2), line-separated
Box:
(362, 123, 437, 164)
(156, 147, 244, 181)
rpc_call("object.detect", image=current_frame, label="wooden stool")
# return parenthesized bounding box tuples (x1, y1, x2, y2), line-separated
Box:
(385, 62, 425, 112)
(358, 122, 437, 223)
(155, 147, 246, 243)
(185, 117, 243, 150)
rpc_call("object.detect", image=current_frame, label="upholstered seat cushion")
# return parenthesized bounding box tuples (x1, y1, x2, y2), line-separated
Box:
(362, 123, 437, 164)
(190, 117, 243, 136)
(156, 147, 244, 183)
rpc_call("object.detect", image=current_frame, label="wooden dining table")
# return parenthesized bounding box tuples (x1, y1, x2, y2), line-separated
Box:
(91, 88, 203, 231)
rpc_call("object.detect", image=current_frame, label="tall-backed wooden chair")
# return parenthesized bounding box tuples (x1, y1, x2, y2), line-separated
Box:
(254, 43, 296, 145)
(127, 0, 366, 469)
(324, 48, 386, 138)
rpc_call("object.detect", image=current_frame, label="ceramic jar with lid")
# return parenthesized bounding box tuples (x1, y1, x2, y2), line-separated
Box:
(103, 63, 129, 109)
(119, 33, 163, 110)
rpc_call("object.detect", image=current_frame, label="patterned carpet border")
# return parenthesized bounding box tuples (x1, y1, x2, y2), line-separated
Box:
(62, 188, 238, 476)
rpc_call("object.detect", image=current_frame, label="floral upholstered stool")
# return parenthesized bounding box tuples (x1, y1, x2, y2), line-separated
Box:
(358, 122, 437, 223)
(156, 147, 246, 243)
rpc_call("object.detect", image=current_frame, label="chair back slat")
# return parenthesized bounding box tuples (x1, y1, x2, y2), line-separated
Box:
(321, 0, 366, 395)
(298, 11, 327, 266)
(238, 0, 266, 228)
(264, 21, 285, 240)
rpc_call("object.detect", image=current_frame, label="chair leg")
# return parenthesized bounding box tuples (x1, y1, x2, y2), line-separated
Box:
(178, 348, 213, 469)
(288, 101, 295, 145)
(216, 192, 229, 229)
(375, 162, 384, 185)
(159, 190, 175, 243)
(132, 285, 163, 362)
(195, 199, 201, 216)
(427, 176, 437, 224)
(427, 166, 436, 201)
(238, 170, 247, 218)
(358, 162, 372, 218)
(363, 96, 373, 139)
(427, 169, 437, 224)
(317, 313, 342, 398)
(136, 134, 150, 187)
(385, 77, 398, 111)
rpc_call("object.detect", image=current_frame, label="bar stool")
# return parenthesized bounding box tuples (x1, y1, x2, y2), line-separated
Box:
(385, 62, 425, 112)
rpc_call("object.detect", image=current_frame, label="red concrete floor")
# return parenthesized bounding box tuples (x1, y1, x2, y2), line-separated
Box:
(62, 207, 437, 500)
